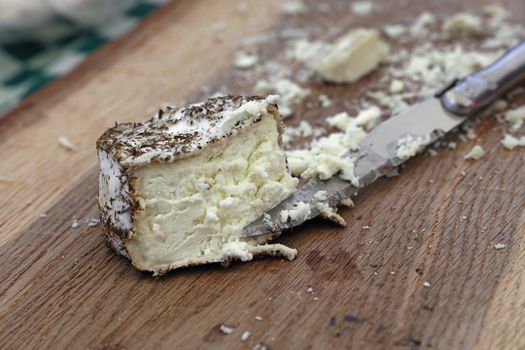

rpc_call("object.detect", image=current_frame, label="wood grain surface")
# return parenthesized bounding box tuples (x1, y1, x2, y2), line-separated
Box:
(1, 0, 524, 349)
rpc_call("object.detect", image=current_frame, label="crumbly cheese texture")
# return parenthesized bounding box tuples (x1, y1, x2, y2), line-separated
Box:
(396, 134, 431, 160)
(97, 95, 298, 275)
(501, 134, 525, 150)
(254, 79, 309, 117)
(464, 145, 486, 160)
(307, 28, 389, 83)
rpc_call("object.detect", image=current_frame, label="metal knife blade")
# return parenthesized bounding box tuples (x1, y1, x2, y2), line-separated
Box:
(241, 98, 464, 237)
(242, 40, 525, 237)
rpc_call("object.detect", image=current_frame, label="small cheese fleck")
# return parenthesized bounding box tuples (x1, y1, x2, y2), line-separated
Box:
(254, 315, 263, 321)
(505, 106, 525, 130)
(280, 202, 312, 223)
(423, 281, 431, 288)
(219, 324, 234, 334)
(254, 79, 309, 117)
(318, 94, 332, 108)
(410, 12, 435, 37)
(501, 134, 525, 150)
(389, 80, 404, 93)
(396, 135, 430, 160)
(234, 52, 258, 69)
(282, 120, 316, 145)
(281, 0, 307, 15)
(464, 145, 485, 160)
(383, 24, 406, 39)
(351, 1, 373, 16)
(494, 243, 507, 250)
(58, 136, 76, 151)
(443, 13, 482, 37)
(241, 331, 251, 341)
(307, 28, 389, 84)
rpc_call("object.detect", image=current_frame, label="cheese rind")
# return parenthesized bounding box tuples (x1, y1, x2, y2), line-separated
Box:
(307, 28, 389, 83)
(97, 95, 298, 274)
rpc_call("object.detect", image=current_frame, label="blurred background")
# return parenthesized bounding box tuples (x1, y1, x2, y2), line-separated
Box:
(0, 0, 167, 116)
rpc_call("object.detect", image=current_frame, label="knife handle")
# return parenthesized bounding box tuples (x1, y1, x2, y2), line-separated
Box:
(440, 40, 525, 116)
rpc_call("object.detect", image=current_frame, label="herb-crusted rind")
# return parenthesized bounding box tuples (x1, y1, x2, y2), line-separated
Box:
(96, 95, 288, 270)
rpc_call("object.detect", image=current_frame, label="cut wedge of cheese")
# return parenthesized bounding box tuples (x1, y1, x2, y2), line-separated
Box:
(97, 95, 298, 275)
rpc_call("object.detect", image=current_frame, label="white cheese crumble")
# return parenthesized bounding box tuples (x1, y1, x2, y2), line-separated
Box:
(280, 201, 312, 223)
(241, 331, 251, 341)
(282, 120, 323, 145)
(443, 13, 482, 37)
(327, 107, 382, 131)
(423, 281, 431, 288)
(410, 12, 435, 38)
(504, 106, 525, 130)
(219, 324, 234, 334)
(318, 94, 332, 107)
(389, 79, 404, 93)
(307, 28, 389, 84)
(383, 24, 406, 39)
(501, 134, 525, 150)
(254, 79, 309, 117)
(58, 136, 76, 151)
(464, 145, 485, 160)
(281, 0, 307, 15)
(286, 39, 324, 62)
(351, 1, 373, 16)
(234, 52, 258, 69)
(396, 135, 430, 160)
(494, 243, 507, 250)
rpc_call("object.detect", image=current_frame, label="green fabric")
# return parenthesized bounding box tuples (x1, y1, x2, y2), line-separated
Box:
(0, 0, 166, 116)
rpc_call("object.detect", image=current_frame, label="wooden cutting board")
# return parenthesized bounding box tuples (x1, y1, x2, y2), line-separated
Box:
(1, 0, 524, 349)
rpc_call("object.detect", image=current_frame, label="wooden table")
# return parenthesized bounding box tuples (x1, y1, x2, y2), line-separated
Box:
(1, 0, 524, 349)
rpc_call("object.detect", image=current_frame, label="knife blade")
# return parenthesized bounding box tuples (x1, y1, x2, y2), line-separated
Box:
(242, 40, 525, 237)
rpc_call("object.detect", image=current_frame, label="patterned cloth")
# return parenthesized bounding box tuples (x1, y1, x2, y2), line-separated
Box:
(0, 0, 167, 117)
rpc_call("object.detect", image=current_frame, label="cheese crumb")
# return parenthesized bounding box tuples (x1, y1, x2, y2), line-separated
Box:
(281, 0, 307, 15)
(241, 331, 251, 341)
(464, 145, 485, 160)
(307, 28, 389, 84)
(396, 135, 430, 160)
(254, 315, 263, 321)
(58, 136, 76, 151)
(220, 324, 234, 334)
(423, 281, 431, 288)
(494, 243, 507, 250)
(254, 79, 309, 117)
(505, 106, 525, 130)
(410, 12, 435, 37)
(280, 202, 312, 223)
(389, 80, 404, 93)
(318, 94, 332, 107)
(383, 24, 406, 39)
(234, 52, 258, 69)
(351, 1, 373, 16)
(501, 134, 525, 150)
(443, 13, 482, 37)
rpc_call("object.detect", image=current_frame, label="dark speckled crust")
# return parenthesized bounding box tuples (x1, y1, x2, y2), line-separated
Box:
(96, 95, 285, 271)
(96, 95, 280, 169)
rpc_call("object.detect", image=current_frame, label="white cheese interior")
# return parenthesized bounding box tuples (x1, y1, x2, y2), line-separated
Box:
(126, 115, 298, 271)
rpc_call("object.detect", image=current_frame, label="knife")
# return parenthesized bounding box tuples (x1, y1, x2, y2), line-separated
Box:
(242, 40, 525, 237)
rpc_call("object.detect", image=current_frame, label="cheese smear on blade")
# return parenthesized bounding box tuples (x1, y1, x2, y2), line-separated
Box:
(97, 95, 298, 275)
(307, 28, 389, 83)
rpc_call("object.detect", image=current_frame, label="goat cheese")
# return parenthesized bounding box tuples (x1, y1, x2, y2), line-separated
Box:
(443, 13, 482, 37)
(307, 28, 389, 83)
(501, 134, 525, 150)
(97, 95, 298, 275)
(254, 79, 309, 117)
(505, 106, 525, 130)
(464, 145, 486, 160)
